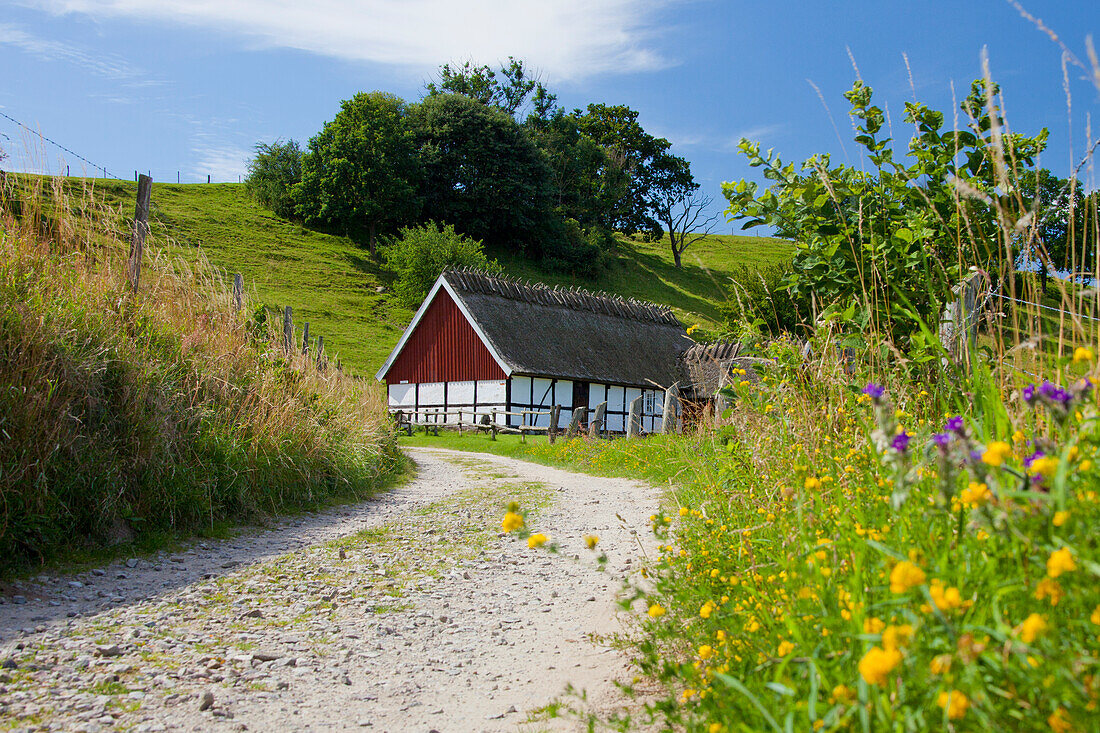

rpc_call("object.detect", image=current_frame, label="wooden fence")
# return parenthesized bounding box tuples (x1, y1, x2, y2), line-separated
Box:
(125, 175, 338, 373)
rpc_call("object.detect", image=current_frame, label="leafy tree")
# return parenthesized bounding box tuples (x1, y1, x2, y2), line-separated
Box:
(381, 222, 501, 306)
(244, 139, 302, 218)
(1017, 168, 1098, 291)
(294, 91, 419, 256)
(723, 79, 1049, 347)
(525, 109, 616, 231)
(425, 57, 556, 121)
(410, 93, 554, 253)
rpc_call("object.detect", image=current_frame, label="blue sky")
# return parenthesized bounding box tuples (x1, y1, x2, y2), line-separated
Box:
(2, 1, 1098, 230)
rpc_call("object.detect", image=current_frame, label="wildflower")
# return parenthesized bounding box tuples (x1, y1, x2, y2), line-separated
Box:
(1047, 547, 1077, 578)
(1029, 455, 1060, 478)
(858, 645, 902, 686)
(929, 655, 952, 675)
(891, 431, 911, 453)
(1091, 606, 1100, 625)
(686, 323, 699, 335)
(777, 640, 794, 656)
(1048, 707, 1073, 733)
(698, 644, 714, 660)
(501, 511, 524, 533)
(830, 684, 855, 704)
(1039, 380, 1073, 406)
(679, 506, 689, 517)
(937, 690, 970, 720)
(889, 561, 926, 593)
(1054, 510, 1070, 527)
(981, 441, 1013, 467)
(708, 724, 722, 733)
(945, 415, 965, 434)
(804, 477, 822, 490)
(1017, 613, 1047, 644)
(960, 481, 992, 508)
(527, 533, 549, 548)
(1074, 346, 1094, 363)
(700, 601, 716, 619)
(931, 432, 950, 448)
(929, 579, 964, 612)
(1034, 578, 1064, 606)
(1023, 383, 1037, 403)
(1012, 429, 1027, 443)
(863, 617, 885, 634)
(863, 383, 886, 400)
(647, 603, 666, 618)
(882, 624, 913, 651)
(584, 535, 599, 550)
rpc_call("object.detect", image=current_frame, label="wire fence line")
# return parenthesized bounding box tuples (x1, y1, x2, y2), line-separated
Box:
(991, 292, 1100, 324)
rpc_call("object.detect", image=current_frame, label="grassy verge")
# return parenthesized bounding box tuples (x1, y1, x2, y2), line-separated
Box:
(0, 174, 398, 577)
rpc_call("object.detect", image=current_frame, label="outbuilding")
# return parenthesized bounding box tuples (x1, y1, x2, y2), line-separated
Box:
(375, 269, 691, 432)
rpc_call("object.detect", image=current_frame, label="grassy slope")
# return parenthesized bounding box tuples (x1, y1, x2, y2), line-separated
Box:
(86, 179, 794, 375)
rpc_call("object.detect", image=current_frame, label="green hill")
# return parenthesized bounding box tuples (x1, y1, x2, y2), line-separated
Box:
(88, 179, 793, 376)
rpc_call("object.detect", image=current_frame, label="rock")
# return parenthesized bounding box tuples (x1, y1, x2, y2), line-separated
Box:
(339, 547, 347, 560)
(125, 559, 138, 569)
(239, 609, 263, 619)
(68, 581, 84, 589)
(221, 561, 240, 569)
(11, 596, 25, 605)
(199, 690, 215, 711)
(92, 569, 106, 577)
(94, 645, 122, 658)
(251, 651, 281, 662)
(1, 658, 16, 670)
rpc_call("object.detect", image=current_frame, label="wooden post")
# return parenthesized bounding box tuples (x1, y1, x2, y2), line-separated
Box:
(316, 335, 325, 370)
(566, 406, 586, 437)
(207, 174, 211, 184)
(549, 405, 560, 443)
(627, 395, 644, 437)
(127, 174, 152, 291)
(589, 401, 606, 438)
(715, 370, 731, 418)
(663, 382, 681, 434)
(301, 322, 310, 355)
(282, 306, 293, 354)
(232, 273, 243, 313)
(490, 409, 498, 441)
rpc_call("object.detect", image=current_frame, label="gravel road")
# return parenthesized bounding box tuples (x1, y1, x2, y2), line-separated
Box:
(0, 447, 660, 732)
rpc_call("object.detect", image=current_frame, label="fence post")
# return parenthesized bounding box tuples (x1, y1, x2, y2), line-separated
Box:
(627, 395, 644, 437)
(282, 306, 293, 354)
(589, 401, 606, 438)
(663, 382, 681, 434)
(127, 174, 152, 291)
(549, 405, 560, 443)
(490, 409, 498, 441)
(232, 273, 243, 313)
(301, 322, 310, 355)
(316, 335, 325, 370)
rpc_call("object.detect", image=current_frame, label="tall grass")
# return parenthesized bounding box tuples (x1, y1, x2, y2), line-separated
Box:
(0, 172, 398, 575)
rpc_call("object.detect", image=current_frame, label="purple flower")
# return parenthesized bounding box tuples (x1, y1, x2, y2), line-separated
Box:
(863, 383, 885, 400)
(1022, 383, 1036, 403)
(892, 431, 911, 453)
(931, 432, 950, 448)
(945, 416, 964, 434)
(1023, 449, 1045, 470)
(1039, 380, 1072, 406)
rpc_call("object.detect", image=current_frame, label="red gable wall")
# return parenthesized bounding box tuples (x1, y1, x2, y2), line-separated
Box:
(385, 288, 507, 384)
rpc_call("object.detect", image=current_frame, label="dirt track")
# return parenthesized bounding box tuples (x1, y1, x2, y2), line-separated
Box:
(0, 447, 660, 732)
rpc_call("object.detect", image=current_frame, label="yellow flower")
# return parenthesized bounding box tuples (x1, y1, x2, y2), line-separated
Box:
(698, 644, 714, 660)
(527, 533, 549, 548)
(1034, 578, 1064, 606)
(929, 654, 952, 675)
(1047, 547, 1077, 578)
(501, 511, 524, 532)
(929, 579, 964, 613)
(1012, 430, 1027, 443)
(1091, 606, 1100, 626)
(937, 690, 970, 720)
(889, 561, 926, 593)
(777, 640, 794, 656)
(1053, 510, 1070, 527)
(863, 617, 886, 634)
(830, 684, 855, 704)
(982, 441, 1013, 467)
(708, 724, 722, 733)
(882, 624, 913, 651)
(858, 645, 902, 686)
(679, 506, 690, 517)
(584, 535, 599, 550)
(700, 601, 716, 619)
(1073, 346, 1094, 363)
(686, 323, 700, 335)
(1048, 707, 1073, 733)
(647, 603, 666, 618)
(960, 481, 992, 508)
(1017, 613, 1048, 644)
(804, 477, 822, 490)
(1029, 456, 1060, 477)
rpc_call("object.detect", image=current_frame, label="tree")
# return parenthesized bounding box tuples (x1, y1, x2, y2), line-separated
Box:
(382, 222, 502, 306)
(244, 139, 302, 218)
(425, 57, 556, 121)
(1017, 168, 1098, 292)
(649, 153, 718, 268)
(409, 93, 554, 253)
(723, 79, 1049, 346)
(525, 109, 615, 231)
(294, 91, 419, 256)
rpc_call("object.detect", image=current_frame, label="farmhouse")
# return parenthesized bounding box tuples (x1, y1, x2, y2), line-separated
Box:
(376, 269, 691, 432)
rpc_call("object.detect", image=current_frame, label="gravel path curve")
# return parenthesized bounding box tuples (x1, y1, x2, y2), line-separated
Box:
(0, 447, 660, 732)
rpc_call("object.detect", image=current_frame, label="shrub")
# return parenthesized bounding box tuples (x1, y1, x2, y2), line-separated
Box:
(381, 221, 501, 306)
(721, 263, 812, 337)
(244, 139, 302, 219)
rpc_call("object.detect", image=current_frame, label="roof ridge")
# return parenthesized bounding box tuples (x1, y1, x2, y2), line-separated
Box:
(444, 267, 682, 327)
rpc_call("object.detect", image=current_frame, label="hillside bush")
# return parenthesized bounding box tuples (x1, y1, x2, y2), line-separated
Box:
(381, 221, 501, 306)
(243, 139, 301, 218)
(0, 176, 398, 574)
(721, 263, 812, 337)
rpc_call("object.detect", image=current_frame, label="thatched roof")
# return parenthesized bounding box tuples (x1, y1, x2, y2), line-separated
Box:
(443, 269, 690, 388)
(680, 341, 768, 398)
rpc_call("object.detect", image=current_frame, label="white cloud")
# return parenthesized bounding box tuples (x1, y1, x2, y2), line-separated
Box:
(657, 124, 784, 153)
(26, 0, 678, 80)
(191, 141, 251, 182)
(0, 21, 142, 80)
